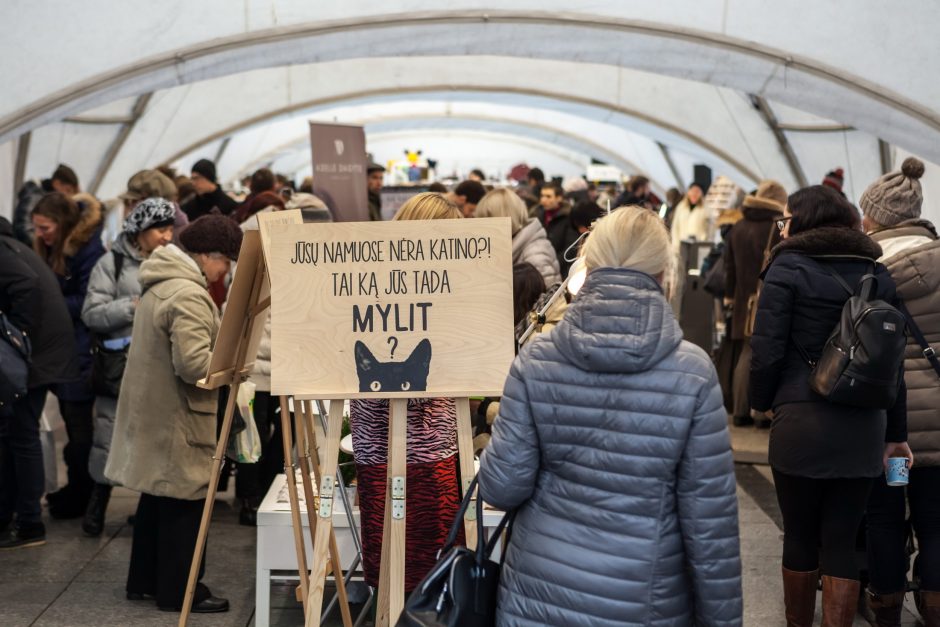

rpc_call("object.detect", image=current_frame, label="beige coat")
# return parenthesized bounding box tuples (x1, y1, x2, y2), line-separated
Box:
(105, 244, 221, 499)
(871, 220, 940, 466)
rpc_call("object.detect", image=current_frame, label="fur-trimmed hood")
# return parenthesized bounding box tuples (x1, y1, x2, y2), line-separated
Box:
(64, 193, 104, 257)
(771, 226, 882, 262)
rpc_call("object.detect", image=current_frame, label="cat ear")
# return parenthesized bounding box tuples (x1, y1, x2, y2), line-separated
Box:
(404, 339, 432, 366)
(354, 341, 377, 371)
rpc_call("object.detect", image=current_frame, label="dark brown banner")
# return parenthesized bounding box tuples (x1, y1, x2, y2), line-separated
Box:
(309, 122, 368, 222)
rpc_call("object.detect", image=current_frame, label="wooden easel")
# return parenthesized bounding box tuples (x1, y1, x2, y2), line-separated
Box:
(178, 227, 354, 627)
(301, 394, 479, 627)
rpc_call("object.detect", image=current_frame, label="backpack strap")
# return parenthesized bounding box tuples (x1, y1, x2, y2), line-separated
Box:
(820, 263, 854, 296)
(112, 250, 125, 282)
(898, 301, 940, 380)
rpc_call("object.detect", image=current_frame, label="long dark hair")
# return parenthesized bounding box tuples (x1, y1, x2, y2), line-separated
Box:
(31, 192, 80, 275)
(512, 263, 546, 326)
(787, 185, 861, 236)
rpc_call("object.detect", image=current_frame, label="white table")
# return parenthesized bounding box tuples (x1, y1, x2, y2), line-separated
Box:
(255, 473, 506, 627)
(255, 473, 361, 627)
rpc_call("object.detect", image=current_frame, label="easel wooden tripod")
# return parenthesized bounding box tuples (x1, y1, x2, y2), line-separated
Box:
(299, 394, 479, 627)
(178, 229, 355, 627)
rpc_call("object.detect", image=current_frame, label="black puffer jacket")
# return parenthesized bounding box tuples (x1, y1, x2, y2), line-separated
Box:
(749, 226, 906, 442)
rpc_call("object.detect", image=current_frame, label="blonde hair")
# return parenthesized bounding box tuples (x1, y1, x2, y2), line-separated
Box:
(474, 188, 530, 235)
(582, 206, 671, 277)
(393, 192, 461, 221)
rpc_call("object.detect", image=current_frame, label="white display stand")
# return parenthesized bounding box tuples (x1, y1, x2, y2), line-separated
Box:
(255, 473, 506, 627)
(256, 474, 361, 627)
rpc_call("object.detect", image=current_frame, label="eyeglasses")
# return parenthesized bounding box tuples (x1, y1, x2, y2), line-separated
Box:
(775, 216, 792, 231)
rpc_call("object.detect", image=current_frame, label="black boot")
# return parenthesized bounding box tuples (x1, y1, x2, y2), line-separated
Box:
(82, 483, 112, 537)
(0, 521, 46, 549)
(239, 498, 258, 527)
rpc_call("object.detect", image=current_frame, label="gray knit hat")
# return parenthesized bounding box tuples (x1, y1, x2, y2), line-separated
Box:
(859, 157, 925, 227)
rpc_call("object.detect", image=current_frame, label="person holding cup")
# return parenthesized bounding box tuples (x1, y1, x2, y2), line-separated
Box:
(749, 185, 912, 627)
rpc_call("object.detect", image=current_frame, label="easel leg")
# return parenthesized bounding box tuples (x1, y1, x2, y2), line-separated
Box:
(296, 401, 353, 627)
(304, 400, 345, 626)
(455, 397, 478, 550)
(279, 396, 310, 611)
(376, 399, 408, 627)
(178, 380, 240, 627)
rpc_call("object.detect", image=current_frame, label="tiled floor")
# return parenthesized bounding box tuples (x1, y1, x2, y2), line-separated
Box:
(0, 421, 927, 626)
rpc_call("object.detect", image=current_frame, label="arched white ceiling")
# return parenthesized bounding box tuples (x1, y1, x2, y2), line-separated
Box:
(4, 2, 940, 224)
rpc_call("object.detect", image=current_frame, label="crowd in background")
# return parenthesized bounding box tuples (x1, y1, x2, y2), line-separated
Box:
(0, 153, 938, 626)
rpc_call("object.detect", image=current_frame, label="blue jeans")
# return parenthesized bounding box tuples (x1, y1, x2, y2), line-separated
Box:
(0, 386, 48, 524)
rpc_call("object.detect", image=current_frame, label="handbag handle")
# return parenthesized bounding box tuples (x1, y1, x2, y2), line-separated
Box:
(439, 474, 514, 563)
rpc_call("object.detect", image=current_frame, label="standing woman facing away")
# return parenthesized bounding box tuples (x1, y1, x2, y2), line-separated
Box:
(30, 192, 106, 519)
(349, 192, 466, 594)
(479, 206, 742, 627)
(749, 186, 912, 627)
(105, 213, 242, 613)
(80, 198, 176, 536)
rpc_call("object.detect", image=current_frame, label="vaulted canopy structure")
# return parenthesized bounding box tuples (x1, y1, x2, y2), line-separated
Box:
(2, 1, 939, 222)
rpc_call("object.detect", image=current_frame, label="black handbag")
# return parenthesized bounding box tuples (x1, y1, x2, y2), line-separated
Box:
(398, 475, 514, 627)
(91, 337, 128, 398)
(0, 310, 31, 412)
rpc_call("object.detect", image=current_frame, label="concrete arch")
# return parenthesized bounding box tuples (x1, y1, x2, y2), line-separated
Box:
(4, 8, 940, 167)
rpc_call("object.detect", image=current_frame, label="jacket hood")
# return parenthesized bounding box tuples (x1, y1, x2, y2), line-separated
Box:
(771, 226, 883, 262)
(64, 193, 104, 257)
(113, 232, 146, 261)
(138, 243, 206, 293)
(513, 219, 545, 248)
(741, 206, 781, 222)
(551, 268, 682, 374)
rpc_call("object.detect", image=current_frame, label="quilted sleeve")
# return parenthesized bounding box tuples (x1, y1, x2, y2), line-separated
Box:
(677, 373, 743, 626)
(477, 356, 540, 511)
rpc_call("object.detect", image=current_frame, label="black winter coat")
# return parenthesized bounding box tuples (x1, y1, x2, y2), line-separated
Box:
(749, 226, 907, 443)
(180, 186, 238, 221)
(0, 218, 79, 389)
(724, 206, 780, 340)
(547, 213, 581, 278)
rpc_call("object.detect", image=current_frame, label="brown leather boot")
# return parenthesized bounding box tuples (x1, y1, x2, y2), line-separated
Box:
(867, 589, 904, 627)
(782, 567, 818, 626)
(822, 576, 860, 627)
(919, 590, 940, 627)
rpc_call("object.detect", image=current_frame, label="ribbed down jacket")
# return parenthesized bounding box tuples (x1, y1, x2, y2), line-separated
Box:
(513, 219, 562, 285)
(478, 268, 742, 627)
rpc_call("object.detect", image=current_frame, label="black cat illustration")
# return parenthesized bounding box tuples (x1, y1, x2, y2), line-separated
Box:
(354, 339, 432, 393)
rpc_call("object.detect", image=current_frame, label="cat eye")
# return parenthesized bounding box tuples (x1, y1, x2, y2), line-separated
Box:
(370, 381, 381, 392)
(400, 382, 411, 391)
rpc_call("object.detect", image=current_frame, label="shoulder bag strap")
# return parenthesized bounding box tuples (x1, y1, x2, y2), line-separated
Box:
(113, 250, 125, 282)
(899, 301, 940, 380)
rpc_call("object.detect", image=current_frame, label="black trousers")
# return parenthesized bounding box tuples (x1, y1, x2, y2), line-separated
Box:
(235, 391, 285, 502)
(773, 469, 873, 579)
(127, 493, 210, 609)
(0, 387, 48, 524)
(867, 466, 940, 593)
(58, 398, 94, 494)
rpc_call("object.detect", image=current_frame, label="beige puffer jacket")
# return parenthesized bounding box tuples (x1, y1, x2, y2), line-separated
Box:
(872, 220, 940, 466)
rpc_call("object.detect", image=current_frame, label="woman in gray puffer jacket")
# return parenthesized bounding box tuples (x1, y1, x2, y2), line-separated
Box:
(475, 187, 562, 284)
(479, 206, 742, 627)
(80, 198, 176, 536)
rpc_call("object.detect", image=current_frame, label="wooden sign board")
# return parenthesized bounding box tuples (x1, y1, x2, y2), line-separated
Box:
(199, 229, 269, 390)
(266, 218, 515, 399)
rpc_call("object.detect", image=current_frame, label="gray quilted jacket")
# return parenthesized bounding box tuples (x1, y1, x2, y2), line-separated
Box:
(479, 268, 742, 627)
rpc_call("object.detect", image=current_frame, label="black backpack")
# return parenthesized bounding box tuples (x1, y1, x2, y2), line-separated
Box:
(795, 263, 907, 409)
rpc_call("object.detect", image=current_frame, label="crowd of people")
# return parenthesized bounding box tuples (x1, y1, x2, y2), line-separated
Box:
(0, 153, 937, 627)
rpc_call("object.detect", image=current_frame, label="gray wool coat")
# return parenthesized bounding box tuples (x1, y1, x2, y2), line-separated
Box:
(478, 268, 742, 627)
(80, 234, 145, 484)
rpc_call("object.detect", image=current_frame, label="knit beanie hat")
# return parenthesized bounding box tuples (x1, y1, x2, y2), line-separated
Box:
(191, 158, 217, 184)
(859, 157, 925, 227)
(123, 197, 177, 235)
(822, 168, 844, 193)
(742, 179, 787, 214)
(178, 211, 243, 260)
